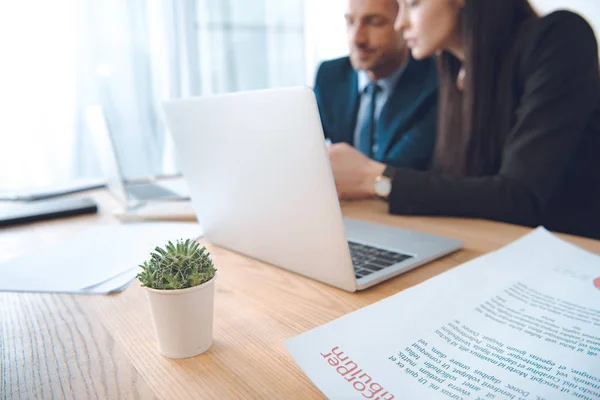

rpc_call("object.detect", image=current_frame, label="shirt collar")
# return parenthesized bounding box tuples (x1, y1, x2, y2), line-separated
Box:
(357, 57, 410, 95)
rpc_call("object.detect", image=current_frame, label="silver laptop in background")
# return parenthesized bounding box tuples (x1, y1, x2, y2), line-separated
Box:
(163, 87, 462, 292)
(85, 106, 190, 207)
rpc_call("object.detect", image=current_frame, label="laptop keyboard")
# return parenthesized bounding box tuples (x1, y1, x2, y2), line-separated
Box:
(126, 182, 177, 200)
(348, 241, 413, 280)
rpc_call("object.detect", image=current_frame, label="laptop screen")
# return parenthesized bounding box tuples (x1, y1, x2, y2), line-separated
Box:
(84, 106, 130, 204)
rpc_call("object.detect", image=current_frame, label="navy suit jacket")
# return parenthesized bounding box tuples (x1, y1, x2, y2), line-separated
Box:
(313, 56, 438, 169)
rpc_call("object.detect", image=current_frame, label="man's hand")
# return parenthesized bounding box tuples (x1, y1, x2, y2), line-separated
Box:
(328, 143, 386, 200)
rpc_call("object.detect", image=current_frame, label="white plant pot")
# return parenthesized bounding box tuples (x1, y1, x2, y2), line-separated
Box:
(145, 275, 216, 359)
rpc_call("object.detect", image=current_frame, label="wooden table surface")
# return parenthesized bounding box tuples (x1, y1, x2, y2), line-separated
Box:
(2, 190, 600, 399)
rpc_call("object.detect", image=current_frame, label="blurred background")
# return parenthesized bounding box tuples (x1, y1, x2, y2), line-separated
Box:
(0, 0, 598, 191)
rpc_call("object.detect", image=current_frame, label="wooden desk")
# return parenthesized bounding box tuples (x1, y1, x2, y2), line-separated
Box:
(2, 191, 600, 399)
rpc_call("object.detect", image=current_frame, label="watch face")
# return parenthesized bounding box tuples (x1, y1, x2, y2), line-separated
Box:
(374, 178, 392, 197)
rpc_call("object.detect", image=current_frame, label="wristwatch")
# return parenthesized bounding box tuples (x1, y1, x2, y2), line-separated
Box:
(374, 165, 396, 199)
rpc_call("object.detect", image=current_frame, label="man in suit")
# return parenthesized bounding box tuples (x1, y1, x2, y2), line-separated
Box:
(314, 0, 438, 171)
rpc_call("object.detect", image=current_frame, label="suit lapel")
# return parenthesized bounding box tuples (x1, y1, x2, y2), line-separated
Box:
(338, 69, 359, 145)
(374, 57, 427, 161)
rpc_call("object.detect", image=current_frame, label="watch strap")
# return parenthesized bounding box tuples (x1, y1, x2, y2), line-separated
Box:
(383, 165, 396, 180)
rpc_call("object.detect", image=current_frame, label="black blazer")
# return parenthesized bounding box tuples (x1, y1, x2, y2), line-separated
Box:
(313, 55, 438, 169)
(388, 11, 600, 239)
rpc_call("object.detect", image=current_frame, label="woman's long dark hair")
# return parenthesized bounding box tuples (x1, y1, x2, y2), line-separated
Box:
(434, 0, 538, 176)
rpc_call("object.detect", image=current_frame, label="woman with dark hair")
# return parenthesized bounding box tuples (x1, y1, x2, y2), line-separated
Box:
(328, 0, 600, 239)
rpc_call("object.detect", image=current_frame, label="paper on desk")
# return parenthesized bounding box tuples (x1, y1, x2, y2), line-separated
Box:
(286, 228, 600, 399)
(0, 222, 203, 294)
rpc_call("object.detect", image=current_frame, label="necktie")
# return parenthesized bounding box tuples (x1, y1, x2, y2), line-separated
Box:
(357, 83, 380, 158)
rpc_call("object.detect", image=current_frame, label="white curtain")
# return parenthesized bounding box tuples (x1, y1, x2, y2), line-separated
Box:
(0, 1, 80, 190)
(304, 0, 348, 85)
(0, 0, 305, 190)
(197, 0, 304, 93)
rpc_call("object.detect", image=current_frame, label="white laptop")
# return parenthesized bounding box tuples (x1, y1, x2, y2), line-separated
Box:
(85, 106, 190, 207)
(162, 87, 462, 292)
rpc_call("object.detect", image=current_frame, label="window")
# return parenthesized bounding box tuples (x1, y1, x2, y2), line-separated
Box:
(0, 0, 306, 190)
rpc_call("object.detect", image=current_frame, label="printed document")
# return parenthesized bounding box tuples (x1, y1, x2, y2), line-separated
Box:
(286, 228, 600, 399)
(0, 222, 203, 294)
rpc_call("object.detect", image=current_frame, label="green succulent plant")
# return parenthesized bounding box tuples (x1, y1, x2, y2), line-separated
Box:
(137, 239, 216, 290)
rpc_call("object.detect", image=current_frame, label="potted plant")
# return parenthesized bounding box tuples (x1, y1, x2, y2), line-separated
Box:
(137, 238, 217, 359)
